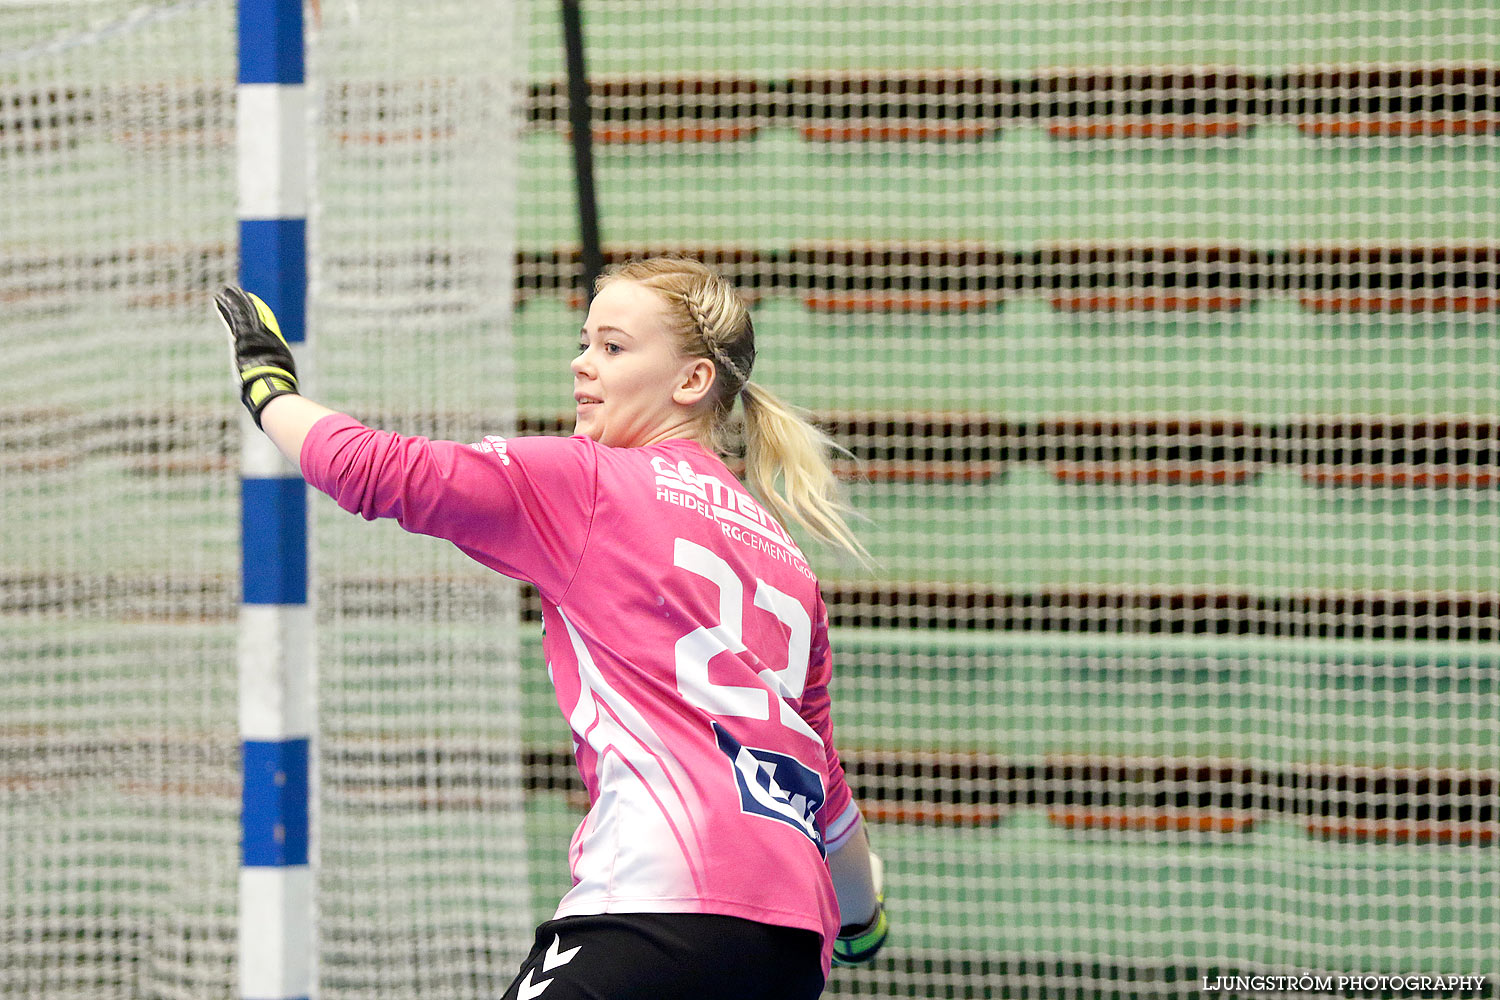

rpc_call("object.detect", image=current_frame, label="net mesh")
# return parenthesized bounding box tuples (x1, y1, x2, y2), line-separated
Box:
(2, 3, 239, 997)
(4, 0, 1499, 998)
(1, 0, 528, 998)
(310, 1, 529, 997)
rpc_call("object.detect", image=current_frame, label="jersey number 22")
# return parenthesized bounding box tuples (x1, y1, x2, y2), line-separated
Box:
(672, 537, 820, 743)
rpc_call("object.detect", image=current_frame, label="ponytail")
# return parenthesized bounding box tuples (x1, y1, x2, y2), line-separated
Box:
(741, 381, 869, 563)
(597, 255, 869, 562)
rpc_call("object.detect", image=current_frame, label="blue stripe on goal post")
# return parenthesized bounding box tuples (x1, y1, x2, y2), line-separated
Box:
(239, 220, 307, 344)
(237, 0, 303, 86)
(242, 739, 311, 867)
(238, 1, 310, 999)
(240, 477, 307, 605)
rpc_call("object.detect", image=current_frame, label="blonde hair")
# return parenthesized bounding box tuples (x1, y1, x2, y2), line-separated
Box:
(595, 256, 867, 561)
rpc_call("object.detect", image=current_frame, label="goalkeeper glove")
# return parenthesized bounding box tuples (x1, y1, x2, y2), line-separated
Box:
(215, 286, 298, 428)
(832, 853, 889, 967)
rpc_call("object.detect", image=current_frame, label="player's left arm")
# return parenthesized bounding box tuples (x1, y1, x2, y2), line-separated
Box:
(799, 592, 890, 966)
(827, 827, 888, 967)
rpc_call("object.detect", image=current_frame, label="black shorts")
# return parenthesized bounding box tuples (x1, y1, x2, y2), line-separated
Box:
(499, 912, 825, 1000)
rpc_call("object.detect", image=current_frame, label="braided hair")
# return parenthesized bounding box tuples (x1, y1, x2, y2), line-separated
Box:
(595, 256, 866, 561)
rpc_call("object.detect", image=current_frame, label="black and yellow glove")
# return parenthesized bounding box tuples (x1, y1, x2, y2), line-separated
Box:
(832, 853, 889, 967)
(215, 286, 298, 428)
(832, 900, 889, 967)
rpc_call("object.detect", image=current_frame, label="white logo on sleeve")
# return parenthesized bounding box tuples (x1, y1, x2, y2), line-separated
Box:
(517, 935, 581, 999)
(471, 435, 511, 465)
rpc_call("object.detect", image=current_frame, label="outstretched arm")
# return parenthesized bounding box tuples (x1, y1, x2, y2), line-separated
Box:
(260, 394, 339, 466)
(213, 285, 597, 598)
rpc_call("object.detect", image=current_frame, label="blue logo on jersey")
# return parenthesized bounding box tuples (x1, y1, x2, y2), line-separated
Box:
(713, 723, 827, 857)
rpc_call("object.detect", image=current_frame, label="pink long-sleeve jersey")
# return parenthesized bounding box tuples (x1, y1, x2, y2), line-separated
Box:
(300, 414, 861, 974)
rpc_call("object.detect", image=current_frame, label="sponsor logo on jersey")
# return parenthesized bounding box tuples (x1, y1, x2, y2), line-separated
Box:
(713, 722, 826, 857)
(651, 456, 810, 573)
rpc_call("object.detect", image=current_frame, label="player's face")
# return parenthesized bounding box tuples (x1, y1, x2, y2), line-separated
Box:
(571, 280, 713, 448)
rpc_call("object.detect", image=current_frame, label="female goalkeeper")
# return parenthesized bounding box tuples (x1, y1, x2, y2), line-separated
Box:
(217, 256, 888, 999)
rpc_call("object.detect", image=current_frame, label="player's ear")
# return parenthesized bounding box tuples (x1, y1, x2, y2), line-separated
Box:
(672, 357, 717, 407)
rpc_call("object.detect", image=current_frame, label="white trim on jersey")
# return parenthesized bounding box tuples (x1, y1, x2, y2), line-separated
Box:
(558, 607, 708, 897)
(823, 801, 864, 854)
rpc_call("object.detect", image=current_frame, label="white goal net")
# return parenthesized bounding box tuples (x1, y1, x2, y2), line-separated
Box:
(1, 1, 528, 997)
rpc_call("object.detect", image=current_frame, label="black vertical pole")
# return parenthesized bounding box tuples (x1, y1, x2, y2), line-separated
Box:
(561, 0, 603, 303)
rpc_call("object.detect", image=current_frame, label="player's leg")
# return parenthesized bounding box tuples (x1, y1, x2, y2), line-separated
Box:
(498, 913, 824, 1000)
